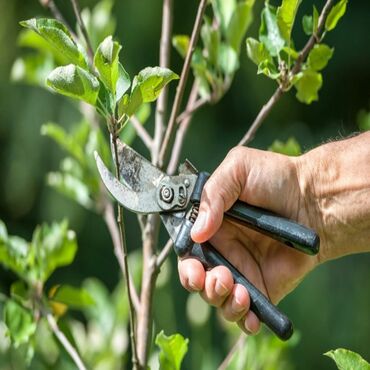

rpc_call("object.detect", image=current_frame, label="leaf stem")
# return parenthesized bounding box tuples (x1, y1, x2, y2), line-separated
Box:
(46, 313, 87, 370)
(158, 0, 208, 167)
(70, 0, 94, 62)
(238, 0, 336, 146)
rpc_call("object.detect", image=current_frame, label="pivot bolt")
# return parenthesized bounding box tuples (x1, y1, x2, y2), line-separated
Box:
(160, 186, 174, 203)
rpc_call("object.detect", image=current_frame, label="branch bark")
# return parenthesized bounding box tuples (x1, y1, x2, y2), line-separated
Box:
(159, 0, 208, 167)
(156, 238, 173, 269)
(238, 0, 336, 146)
(70, 0, 94, 61)
(46, 313, 87, 370)
(130, 116, 153, 150)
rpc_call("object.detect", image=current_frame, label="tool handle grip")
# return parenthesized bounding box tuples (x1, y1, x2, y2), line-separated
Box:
(188, 242, 293, 341)
(226, 201, 319, 255)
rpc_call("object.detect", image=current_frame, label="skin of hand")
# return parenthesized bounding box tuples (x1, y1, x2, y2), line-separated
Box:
(177, 132, 370, 334)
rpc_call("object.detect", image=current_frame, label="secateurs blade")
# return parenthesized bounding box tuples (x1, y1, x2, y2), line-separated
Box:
(94, 139, 320, 341)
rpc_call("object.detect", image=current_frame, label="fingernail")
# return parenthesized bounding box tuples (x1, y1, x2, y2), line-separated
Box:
(231, 297, 245, 314)
(215, 280, 228, 296)
(191, 211, 206, 236)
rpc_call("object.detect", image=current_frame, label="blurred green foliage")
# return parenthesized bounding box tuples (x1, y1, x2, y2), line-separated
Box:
(0, 0, 369, 369)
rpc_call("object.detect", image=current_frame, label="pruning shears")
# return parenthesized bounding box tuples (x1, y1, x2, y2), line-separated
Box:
(94, 139, 320, 341)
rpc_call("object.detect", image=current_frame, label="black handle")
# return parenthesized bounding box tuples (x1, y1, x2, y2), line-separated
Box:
(226, 201, 320, 255)
(188, 241, 293, 341)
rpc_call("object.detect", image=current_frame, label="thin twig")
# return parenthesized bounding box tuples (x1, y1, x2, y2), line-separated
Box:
(130, 116, 153, 150)
(176, 96, 207, 124)
(46, 313, 87, 370)
(238, 0, 336, 146)
(156, 238, 173, 268)
(153, 0, 174, 165)
(103, 201, 140, 313)
(167, 81, 200, 175)
(218, 334, 247, 370)
(39, 0, 77, 39)
(159, 0, 208, 167)
(70, 0, 94, 61)
(111, 134, 139, 369)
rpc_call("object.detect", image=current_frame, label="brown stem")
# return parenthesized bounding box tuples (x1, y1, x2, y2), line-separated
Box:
(70, 0, 94, 61)
(238, 0, 336, 147)
(46, 313, 87, 370)
(39, 0, 77, 39)
(167, 81, 200, 175)
(103, 201, 140, 313)
(153, 0, 174, 165)
(159, 0, 208, 167)
(156, 238, 173, 268)
(176, 96, 207, 124)
(130, 115, 153, 150)
(136, 214, 160, 367)
(111, 134, 139, 369)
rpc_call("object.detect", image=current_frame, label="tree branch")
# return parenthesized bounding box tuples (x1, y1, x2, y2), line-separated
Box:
(238, 0, 336, 146)
(156, 238, 173, 269)
(159, 0, 208, 167)
(153, 0, 174, 165)
(103, 201, 140, 313)
(130, 116, 153, 150)
(70, 0, 94, 61)
(111, 133, 139, 369)
(218, 334, 246, 370)
(176, 96, 207, 124)
(167, 81, 200, 175)
(46, 313, 87, 370)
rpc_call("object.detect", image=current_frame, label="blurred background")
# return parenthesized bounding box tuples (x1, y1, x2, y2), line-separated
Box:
(0, 0, 369, 369)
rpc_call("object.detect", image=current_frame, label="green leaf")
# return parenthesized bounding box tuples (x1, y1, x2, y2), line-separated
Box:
(201, 18, 220, 67)
(357, 110, 370, 131)
(127, 67, 179, 116)
(218, 43, 239, 75)
(4, 300, 37, 347)
(313, 6, 319, 34)
(10, 281, 30, 305)
(32, 220, 78, 282)
(172, 35, 190, 59)
(269, 137, 301, 156)
(212, 0, 237, 34)
(257, 59, 280, 80)
(259, 4, 285, 57)
(116, 63, 131, 102)
(325, 0, 348, 31)
(94, 36, 122, 94)
(155, 330, 189, 370)
(325, 348, 370, 370)
(277, 0, 302, 42)
(0, 220, 8, 241)
(20, 18, 87, 68)
(307, 44, 334, 71)
(51, 285, 94, 309)
(191, 48, 211, 100)
(226, 0, 255, 53)
(302, 15, 313, 36)
(246, 37, 271, 66)
(47, 64, 100, 106)
(294, 69, 322, 104)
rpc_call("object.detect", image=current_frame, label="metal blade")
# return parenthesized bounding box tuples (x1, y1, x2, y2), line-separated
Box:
(95, 152, 163, 214)
(160, 212, 185, 242)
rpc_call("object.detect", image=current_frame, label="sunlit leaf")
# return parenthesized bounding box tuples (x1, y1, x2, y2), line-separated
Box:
(47, 64, 100, 106)
(94, 36, 122, 95)
(4, 300, 36, 348)
(212, 0, 237, 34)
(218, 43, 239, 75)
(307, 44, 334, 71)
(201, 18, 220, 67)
(325, 0, 348, 32)
(294, 69, 322, 104)
(172, 35, 190, 59)
(20, 18, 87, 68)
(50, 285, 94, 309)
(269, 137, 301, 156)
(259, 4, 285, 57)
(226, 0, 255, 53)
(155, 330, 189, 370)
(246, 37, 271, 66)
(10, 281, 29, 306)
(257, 59, 280, 80)
(325, 348, 370, 370)
(116, 63, 131, 102)
(277, 0, 302, 42)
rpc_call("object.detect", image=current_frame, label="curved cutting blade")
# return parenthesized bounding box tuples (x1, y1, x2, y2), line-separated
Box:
(95, 151, 163, 214)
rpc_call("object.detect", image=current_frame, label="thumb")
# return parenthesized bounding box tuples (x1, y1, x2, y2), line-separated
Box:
(191, 147, 245, 243)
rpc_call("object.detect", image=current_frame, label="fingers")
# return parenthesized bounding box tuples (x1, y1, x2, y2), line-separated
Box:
(178, 258, 261, 335)
(191, 147, 246, 243)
